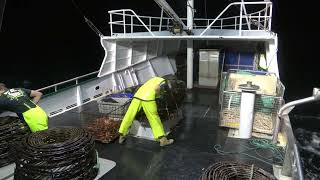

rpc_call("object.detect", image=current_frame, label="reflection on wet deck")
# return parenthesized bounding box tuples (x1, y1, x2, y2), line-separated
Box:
(49, 88, 274, 180)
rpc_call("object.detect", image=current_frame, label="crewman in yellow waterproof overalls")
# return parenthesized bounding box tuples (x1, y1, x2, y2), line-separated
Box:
(118, 77, 174, 147)
(0, 83, 48, 132)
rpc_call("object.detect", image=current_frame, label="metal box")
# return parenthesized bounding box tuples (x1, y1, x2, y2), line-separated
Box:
(199, 49, 220, 87)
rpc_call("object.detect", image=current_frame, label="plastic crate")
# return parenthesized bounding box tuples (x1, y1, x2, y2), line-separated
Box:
(109, 92, 133, 98)
(97, 93, 132, 119)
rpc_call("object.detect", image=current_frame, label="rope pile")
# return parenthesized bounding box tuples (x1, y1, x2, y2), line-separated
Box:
(0, 116, 30, 168)
(13, 127, 99, 180)
(214, 139, 284, 166)
(198, 161, 277, 180)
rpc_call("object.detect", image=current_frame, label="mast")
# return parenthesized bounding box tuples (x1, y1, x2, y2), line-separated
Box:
(187, 0, 194, 89)
(0, 0, 6, 32)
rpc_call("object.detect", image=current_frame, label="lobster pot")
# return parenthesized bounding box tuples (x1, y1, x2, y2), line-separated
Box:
(219, 70, 284, 135)
(136, 79, 186, 126)
(97, 93, 133, 120)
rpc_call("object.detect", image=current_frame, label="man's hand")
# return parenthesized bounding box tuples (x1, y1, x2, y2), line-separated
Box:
(30, 90, 43, 104)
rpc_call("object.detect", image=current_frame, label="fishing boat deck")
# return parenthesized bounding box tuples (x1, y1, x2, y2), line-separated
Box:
(49, 88, 275, 180)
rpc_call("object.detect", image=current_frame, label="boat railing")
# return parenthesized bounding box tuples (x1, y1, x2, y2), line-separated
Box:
(37, 70, 99, 93)
(199, 1, 272, 36)
(280, 114, 304, 180)
(108, 9, 156, 36)
(108, 1, 272, 36)
(275, 88, 320, 180)
(35, 70, 105, 117)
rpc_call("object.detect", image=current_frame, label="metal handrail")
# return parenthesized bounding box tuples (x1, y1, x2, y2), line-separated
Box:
(109, 8, 267, 22)
(273, 88, 320, 143)
(108, 9, 155, 36)
(110, 18, 267, 28)
(37, 70, 99, 92)
(272, 88, 320, 179)
(280, 114, 304, 180)
(200, 1, 272, 36)
(108, 2, 272, 36)
(109, 6, 269, 24)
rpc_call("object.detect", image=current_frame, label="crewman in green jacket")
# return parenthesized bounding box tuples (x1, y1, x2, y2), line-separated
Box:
(118, 77, 174, 147)
(0, 83, 48, 132)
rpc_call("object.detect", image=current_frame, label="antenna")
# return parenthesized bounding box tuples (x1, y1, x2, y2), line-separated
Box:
(0, 0, 7, 32)
(83, 16, 104, 37)
(71, 0, 104, 37)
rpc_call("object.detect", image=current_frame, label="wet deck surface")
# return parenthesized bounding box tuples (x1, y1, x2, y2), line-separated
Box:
(49, 88, 274, 180)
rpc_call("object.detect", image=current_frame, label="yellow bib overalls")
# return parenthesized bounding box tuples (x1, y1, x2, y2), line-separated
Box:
(118, 77, 166, 139)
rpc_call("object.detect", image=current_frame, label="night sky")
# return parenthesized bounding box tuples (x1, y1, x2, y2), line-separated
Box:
(0, 0, 319, 115)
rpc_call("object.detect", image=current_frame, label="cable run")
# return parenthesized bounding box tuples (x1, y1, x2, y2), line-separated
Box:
(213, 138, 284, 166)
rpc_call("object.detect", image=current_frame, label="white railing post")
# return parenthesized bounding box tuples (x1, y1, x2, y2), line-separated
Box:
(76, 82, 82, 106)
(110, 13, 113, 36)
(200, 3, 235, 36)
(54, 86, 57, 92)
(264, 4, 268, 29)
(123, 10, 126, 35)
(127, 9, 155, 36)
(249, 14, 251, 29)
(131, 15, 133, 33)
(149, 17, 152, 31)
(220, 19, 223, 29)
(268, 4, 273, 31)
(241, 0, 251, 30)
(235, 17, 237, 30)
(159, 7, 164, 31)
(258, 12, 261, 30)
(239, 3, 243, 36)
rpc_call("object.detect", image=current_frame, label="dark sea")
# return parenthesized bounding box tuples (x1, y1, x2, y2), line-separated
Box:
(291, 112, 320, 179)
(294, 126, 320, 179)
